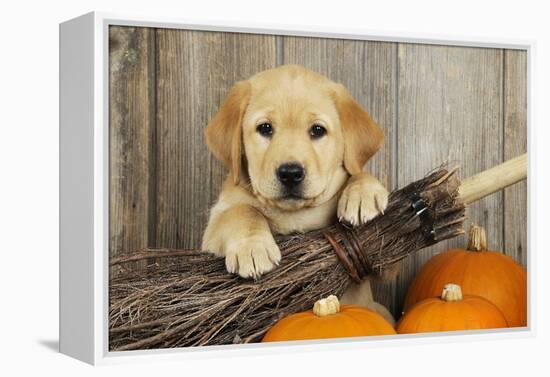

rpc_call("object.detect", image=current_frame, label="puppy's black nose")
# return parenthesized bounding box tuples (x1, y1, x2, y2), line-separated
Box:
(276, 163, 305, 187)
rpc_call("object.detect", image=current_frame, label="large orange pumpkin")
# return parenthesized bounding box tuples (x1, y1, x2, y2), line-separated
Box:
(397, 284, 508, 333)
(403, 225, 527, 327)
(262, 295, 396, 342)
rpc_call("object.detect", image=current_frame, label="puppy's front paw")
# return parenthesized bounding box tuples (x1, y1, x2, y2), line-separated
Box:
(337, 175, 389, 226)
(225, 233, 281, 279)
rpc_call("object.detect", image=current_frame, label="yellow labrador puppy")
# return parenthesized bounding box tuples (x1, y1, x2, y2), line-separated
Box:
(202, 65, 393, 323)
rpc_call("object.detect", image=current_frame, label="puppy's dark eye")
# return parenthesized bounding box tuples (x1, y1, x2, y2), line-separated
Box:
(256, 123, 273, 138)
(309, 124, 327, 139)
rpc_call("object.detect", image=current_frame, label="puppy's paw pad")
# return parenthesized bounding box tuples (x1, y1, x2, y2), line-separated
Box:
(337, 187, 362, 226)
(225, 235, 281, 279)
(337, 179, 389, 226)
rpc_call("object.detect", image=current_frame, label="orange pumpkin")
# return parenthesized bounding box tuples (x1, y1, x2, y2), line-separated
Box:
(397, 284, 508, 333)
(262, 295, 396, 342)
(403, 225, 527, 327)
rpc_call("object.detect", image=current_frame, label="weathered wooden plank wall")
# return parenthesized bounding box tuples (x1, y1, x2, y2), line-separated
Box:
(108, 26, 528, 318)
(109, 27, 155, 261)
(504, 50, 528, 267)
(394, 45, 505, 313)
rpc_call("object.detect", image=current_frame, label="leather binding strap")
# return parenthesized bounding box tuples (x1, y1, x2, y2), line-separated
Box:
(322, 223, 373, 283)
(323, 189, 435, 282)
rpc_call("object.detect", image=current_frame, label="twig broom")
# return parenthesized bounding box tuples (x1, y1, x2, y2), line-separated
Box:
(109, 154, 527, 350)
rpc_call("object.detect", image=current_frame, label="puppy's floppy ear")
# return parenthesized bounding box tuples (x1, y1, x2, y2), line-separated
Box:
(332, 83, 384, 175)
(205, 81, 251, 184)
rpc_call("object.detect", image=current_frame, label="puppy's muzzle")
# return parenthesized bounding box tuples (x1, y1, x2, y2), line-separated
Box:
(276, 162, 305, 189)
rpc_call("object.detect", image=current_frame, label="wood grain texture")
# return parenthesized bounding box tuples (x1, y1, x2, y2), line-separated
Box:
(503, 50, 528, 266)
(395, 44, 504, 315)
(109, 26, 155, 258)
(154, 30, 277, 248)
(282, 37, 398, 314)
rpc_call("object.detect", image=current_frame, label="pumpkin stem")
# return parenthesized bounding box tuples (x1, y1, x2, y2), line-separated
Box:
(467, 224, 488, 252)
(313, 295, 340, 316)
(441, 283, 463, 302)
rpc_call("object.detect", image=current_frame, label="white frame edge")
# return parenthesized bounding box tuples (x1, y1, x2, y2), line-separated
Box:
(59, 11, 536, 366)
(60, 12, 96, 364)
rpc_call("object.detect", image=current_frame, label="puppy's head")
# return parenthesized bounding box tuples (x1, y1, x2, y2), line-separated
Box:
(205, 65, 383, 210)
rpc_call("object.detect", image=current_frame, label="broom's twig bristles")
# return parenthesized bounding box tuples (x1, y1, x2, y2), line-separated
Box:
(109, 167, 465, 350)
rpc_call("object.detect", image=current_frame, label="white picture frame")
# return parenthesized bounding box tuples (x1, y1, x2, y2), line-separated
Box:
(59, 11, 535, 365)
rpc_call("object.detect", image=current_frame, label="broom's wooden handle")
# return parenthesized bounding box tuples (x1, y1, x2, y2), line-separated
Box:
(459, 153, 527, 204)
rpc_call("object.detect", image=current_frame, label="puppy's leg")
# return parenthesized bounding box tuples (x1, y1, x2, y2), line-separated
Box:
(338, 175, 398, 299)
(337, 172, 389, 226)
(202, 204, 281, 279)
(340, 279, 395, 326)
